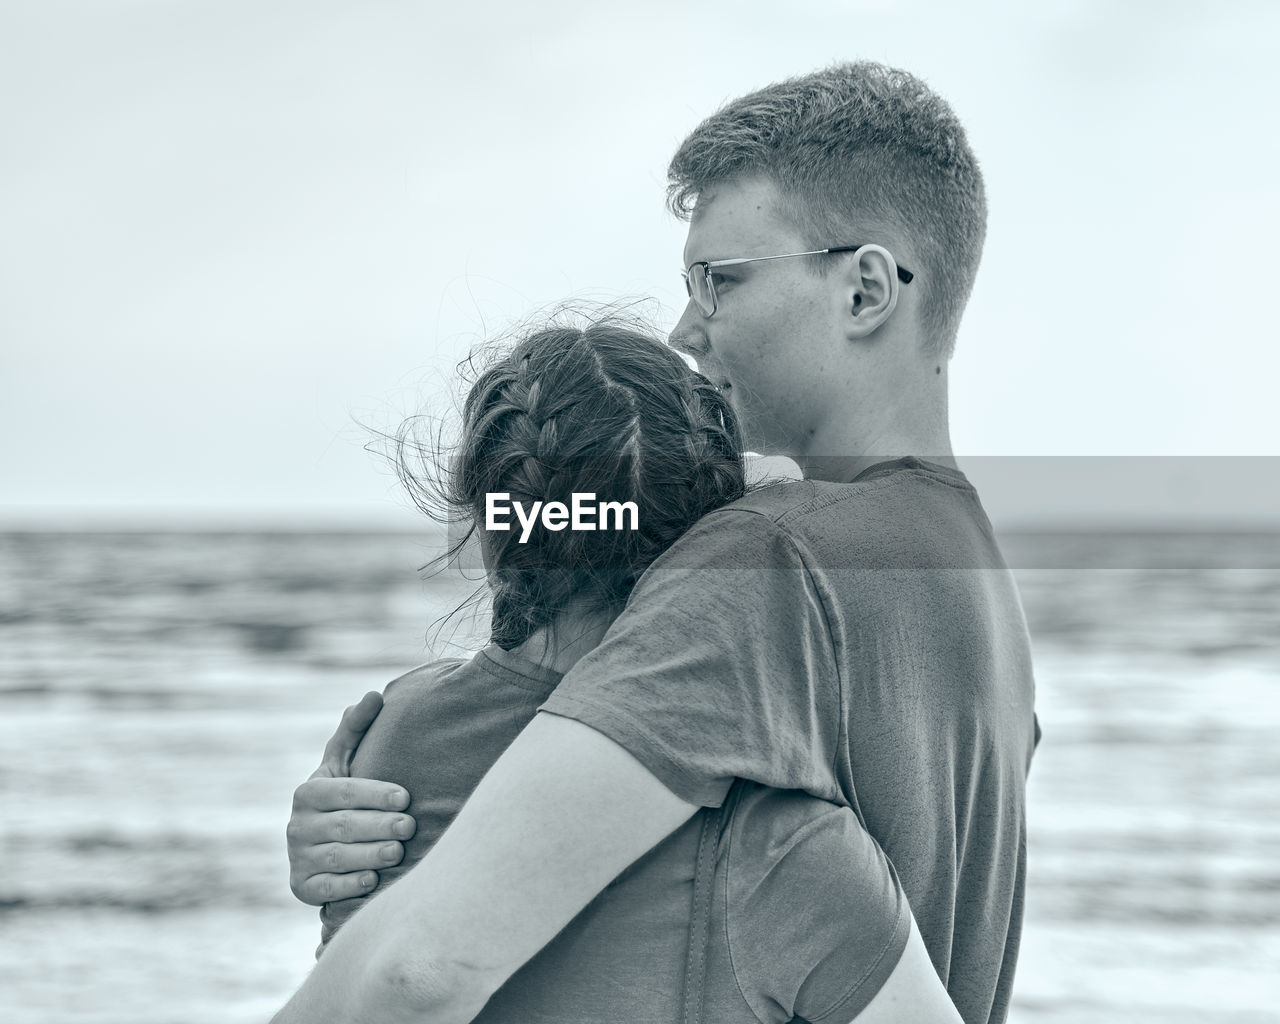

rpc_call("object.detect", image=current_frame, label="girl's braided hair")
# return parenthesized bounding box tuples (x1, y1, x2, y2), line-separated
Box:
(399, 308, 746, 650)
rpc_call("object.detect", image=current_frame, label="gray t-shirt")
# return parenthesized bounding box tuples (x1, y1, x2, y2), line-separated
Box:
(541, 457, 1039, 1024)
(323, 645, 910, 1023)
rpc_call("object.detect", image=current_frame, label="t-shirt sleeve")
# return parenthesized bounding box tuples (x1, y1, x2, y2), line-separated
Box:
(538, 509, 843, 808)
(722, 786, 911, 1024)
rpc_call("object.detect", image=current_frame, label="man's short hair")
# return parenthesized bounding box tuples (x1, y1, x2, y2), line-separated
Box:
(667, 61, 986, 357)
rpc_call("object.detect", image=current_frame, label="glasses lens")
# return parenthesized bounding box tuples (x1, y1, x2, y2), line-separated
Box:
(686, 264, 714, 316)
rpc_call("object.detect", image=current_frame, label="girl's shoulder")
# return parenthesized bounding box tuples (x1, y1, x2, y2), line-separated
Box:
(382, 645, 561, 706)
(382, 656, 471, 701)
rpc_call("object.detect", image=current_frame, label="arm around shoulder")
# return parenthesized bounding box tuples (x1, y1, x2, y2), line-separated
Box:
(274, 712, 698, 1024)
(543, 508, 843, 804)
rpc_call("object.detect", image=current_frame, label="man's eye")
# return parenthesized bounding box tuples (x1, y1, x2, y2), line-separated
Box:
(710, 273, 731, 288)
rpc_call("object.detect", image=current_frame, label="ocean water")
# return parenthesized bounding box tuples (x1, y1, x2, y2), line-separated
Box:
(1, 529, 1278, 1023)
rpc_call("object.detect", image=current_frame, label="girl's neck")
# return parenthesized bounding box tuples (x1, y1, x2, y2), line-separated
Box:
(509, 604, 616, 674)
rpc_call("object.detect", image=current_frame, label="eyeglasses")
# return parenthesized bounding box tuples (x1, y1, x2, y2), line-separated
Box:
(681, 245, 914, 318)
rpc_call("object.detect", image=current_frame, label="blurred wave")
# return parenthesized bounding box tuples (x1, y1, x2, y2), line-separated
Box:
(1, 529, 1278, 1022)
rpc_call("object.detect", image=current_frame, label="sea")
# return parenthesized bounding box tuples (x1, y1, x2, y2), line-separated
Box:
(1, 528, 1278, 1024)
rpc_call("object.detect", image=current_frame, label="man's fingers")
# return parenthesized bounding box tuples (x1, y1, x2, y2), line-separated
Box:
(289, 868, 382, 907)
(287, 807, 417, 846)
(292, 775, 410, 815)
(314, 691, 384, 777)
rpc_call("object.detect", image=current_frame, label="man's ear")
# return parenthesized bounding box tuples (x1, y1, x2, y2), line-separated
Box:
(842, 244, 900, 339)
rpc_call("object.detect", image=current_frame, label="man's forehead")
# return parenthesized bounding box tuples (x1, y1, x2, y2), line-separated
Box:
(682, 177, 798, 264)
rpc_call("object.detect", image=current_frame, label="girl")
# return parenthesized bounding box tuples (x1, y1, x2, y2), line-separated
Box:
(287, 312, 959, 1023)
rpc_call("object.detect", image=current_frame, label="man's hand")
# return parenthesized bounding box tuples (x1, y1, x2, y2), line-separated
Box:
(286, 691, 418, 905)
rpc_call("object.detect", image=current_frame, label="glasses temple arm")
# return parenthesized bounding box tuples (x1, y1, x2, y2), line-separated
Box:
(822, 246, 914, 284)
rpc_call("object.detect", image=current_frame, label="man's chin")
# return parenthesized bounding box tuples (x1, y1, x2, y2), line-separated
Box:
(729, 404, 776, 453)
(740, 425, 792, 461)
(720, 389, 800, 460)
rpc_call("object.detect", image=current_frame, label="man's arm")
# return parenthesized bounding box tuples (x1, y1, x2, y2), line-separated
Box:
(273, 711, 698, 1024)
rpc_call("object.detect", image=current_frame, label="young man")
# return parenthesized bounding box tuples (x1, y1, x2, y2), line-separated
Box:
(277, 62, 1038, 1024)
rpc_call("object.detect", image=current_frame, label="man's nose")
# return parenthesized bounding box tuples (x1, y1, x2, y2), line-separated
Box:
(668, 301, 707, 358)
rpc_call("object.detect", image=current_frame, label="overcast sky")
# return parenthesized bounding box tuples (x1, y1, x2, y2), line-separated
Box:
(3, 0, 1277, 528)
